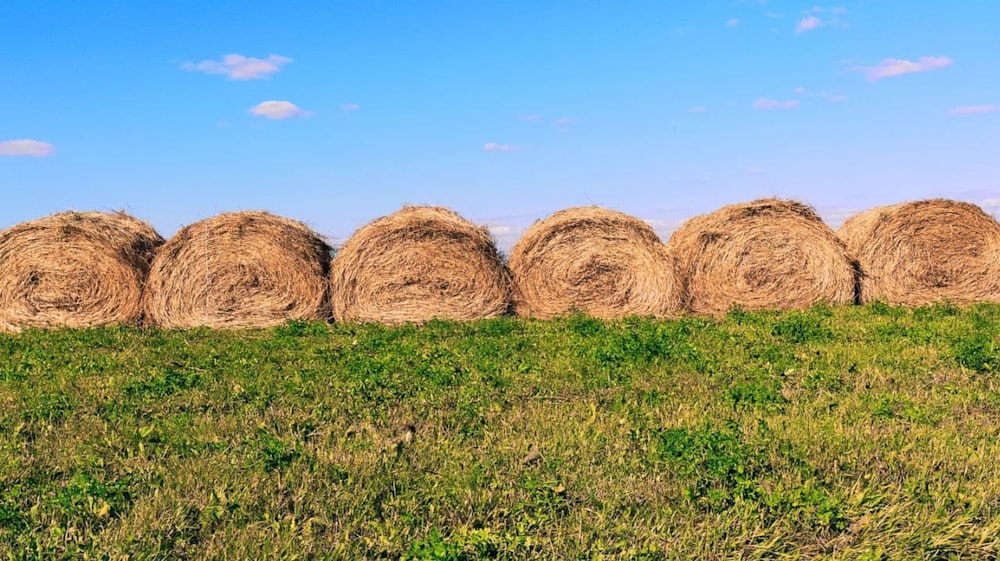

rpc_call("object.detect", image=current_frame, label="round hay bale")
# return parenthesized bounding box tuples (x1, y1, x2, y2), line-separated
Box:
(838, 199, 1000, 305)
(143, 211, 331, 329)
(666, 198, 856, 315)
(330, 206, 511, 324)
(0, 211, 163, 331)
(507, 206, 683, 319)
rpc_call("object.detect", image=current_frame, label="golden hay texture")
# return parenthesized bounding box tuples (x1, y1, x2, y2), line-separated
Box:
(330, 206, 511, 324)
(838, 199, 1000, 305)
(666, 198, 856, 315)
(142, 211, 331, 329)
(0, 211, 163, 331)
(507, 206, 683, 319)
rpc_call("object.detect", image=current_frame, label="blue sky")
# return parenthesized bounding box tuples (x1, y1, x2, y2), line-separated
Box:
(2, 1, 999, 249)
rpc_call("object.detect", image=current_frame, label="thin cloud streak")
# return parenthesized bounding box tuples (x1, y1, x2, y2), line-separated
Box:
(250, 100, 310, 119)
(753, 98, 799, 110)
(865, 56, 953, 81)
(0, 139, 54, 157)
(181, 54, 292, 80)
(948, 105, 995, 116)
(483, 142, 520, 152)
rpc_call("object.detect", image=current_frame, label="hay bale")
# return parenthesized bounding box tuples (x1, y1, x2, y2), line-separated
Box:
(330, 206, 511, 324)
(0, 211, 163, 331)
(143, 211, 331, 329)
(666, 198, 856, 315)
(507, 206, 683, 319)
(838, 199, 1000, 305)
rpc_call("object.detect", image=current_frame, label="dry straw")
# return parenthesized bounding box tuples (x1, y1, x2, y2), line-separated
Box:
(143, 211, 331, 329)
(507, 206, 683, 319)
(838, 198, 1000, 305)
(330, 205, 511, 324)
(0, 211, 163, 331)
(666, 198, 856, 315)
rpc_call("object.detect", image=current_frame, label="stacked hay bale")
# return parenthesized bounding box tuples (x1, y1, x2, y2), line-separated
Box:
(0, 211, 163, 331)
(143, 211, 331, 329)
(507, 206, 683, 319)
(838, 199, 1000, 305)
(330, 205, 510, 324)
(666, 198, 856, 315)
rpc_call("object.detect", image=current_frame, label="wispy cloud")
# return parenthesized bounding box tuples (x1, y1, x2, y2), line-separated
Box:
(948, 105, 995, 116)
(518, 114, 543, 122)
(746, 167, 765, 175)
(753, 98, 799, 110)
(795, 6, 848, 34)
(554, 117, 579, 133)
(340, 103, 360, 112)
(483, 142, 520, 152)
(864, 56, 953, 81)
(820, 92, 847, 103)
(0, 139, 54, 157)
(250, 100, 310, 120)
(181, 54, 292, 80)
(794, 86, 807, 95)
(689, 105, 708, 114)
(726, 18, 740, 28)
(795, 15, 822, 33)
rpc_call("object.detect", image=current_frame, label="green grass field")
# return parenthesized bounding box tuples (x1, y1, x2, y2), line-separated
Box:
(2, 304, 1000, 559)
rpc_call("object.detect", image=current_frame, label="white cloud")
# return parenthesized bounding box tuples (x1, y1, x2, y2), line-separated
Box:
(726, 18, 740, 28)
(947, 105, 995, 116)
(820, 92, 847, 103)
(487, 224, 514, 236)
(795, 15, 822, 33)
(483, 142, 520, 152)
(795, 6, 848, 33)
(753, 98, 799, 110)
(794, 86, 807, 94)
(0, 139, 54, 157)
(689, 105, 708, 114)
(340, 103, 360, 112)
(554, 117, 578, 126)
(747, 167, 765, 175)
(181, 53, 292, 80)
(518, 114, 543, 122)
(865, 56, 953, 81)
(250, 100, 310, 119)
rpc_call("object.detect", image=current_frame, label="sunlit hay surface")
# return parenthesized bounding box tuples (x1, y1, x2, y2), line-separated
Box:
(330, 205, 511, 324)
(507, 206, 683, 319)
(0, 211, 163, 332)
(142, 211, 331, 329)
(839, 198, 1000, 306)
(666, 198, 857, 315)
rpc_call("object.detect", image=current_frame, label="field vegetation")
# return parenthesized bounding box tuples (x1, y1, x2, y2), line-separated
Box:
(2, 304, 1000, 558)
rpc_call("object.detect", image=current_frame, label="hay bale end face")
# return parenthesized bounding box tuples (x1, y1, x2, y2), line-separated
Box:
(143, 211, 331, 329)
(838, 199, 1000, 305)
(507, 206, 683, 319)
(666, 198, 856, 315)
(0, 211, 164, 331)
(330, 205, 511, 324)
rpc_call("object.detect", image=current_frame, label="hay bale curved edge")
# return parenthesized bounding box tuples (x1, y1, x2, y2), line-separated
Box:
(666, 198, 856, 315)
(142, 211, 331, 329)
(507, 206, 683, 319)
(330, 205, 511, 324)
(838, 198, 1000, 305)
(0, 211, 164, 331)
